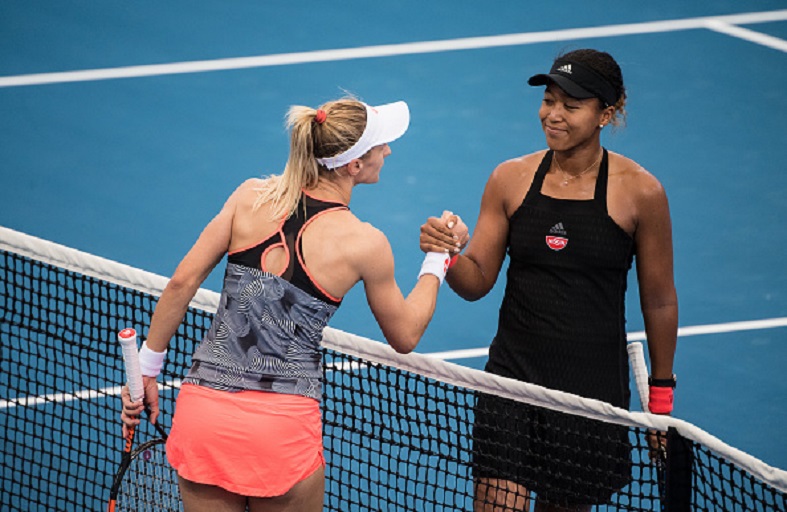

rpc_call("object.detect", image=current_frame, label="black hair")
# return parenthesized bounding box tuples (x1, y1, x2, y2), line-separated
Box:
(559, 49, 627, 123)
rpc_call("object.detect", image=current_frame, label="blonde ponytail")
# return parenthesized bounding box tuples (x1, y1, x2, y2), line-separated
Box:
(254, 97, 367, 220)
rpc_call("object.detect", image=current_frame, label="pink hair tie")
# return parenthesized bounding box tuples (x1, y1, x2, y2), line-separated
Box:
(314, 109, 327, 124)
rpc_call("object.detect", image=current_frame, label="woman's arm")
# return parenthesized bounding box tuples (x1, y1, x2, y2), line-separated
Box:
(121, 185, 238, 431)
(145, 193, 237, 352)
(351, 224, 442, 354)
(422, 163, 513, 301)
(634, 175, 679, 382)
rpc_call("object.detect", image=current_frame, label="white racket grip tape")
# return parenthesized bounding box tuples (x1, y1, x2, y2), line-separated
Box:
(627, 341, 650, 411)
(118, 328, 144, 403)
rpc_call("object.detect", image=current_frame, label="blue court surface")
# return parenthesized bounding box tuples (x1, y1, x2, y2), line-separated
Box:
(1, 1, 786, 475)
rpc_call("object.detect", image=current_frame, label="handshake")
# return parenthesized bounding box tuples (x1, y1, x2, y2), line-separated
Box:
(417, 210, 470, 285)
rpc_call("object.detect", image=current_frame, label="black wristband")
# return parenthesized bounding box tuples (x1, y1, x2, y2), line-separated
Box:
(648, 374, 677, 388)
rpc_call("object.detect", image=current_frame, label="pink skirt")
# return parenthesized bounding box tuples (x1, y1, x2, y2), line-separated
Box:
(166, 383, 324, 497)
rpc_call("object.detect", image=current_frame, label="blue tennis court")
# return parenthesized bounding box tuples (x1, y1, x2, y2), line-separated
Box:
(1, 0, 786, 486)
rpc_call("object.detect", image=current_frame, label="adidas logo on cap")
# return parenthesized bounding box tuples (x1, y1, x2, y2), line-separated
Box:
(556, 64, 572, 74)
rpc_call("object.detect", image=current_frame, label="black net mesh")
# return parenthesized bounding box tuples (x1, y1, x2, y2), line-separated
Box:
(2, 238, 786, 511)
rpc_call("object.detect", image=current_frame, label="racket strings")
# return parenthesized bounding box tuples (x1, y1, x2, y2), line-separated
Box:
(116, 441, 180, 511)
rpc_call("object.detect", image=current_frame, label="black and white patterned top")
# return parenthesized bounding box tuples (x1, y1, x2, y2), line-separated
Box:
(184, 263, 338, 400)
(183, 193, 347, 400)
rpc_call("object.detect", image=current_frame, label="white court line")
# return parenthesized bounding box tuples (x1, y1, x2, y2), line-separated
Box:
(427, 317, 787, 361)
(0, 385, 125, 409)
(1, 9, 786, 88)
(0, 379, 181, 410)
(627, 317, 787, 342)
(703, 19, 787, 52)
(4, 317, 785, 408)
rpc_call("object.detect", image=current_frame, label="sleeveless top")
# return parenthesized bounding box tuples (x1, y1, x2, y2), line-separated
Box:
(486, 149, 635, 408)
(183, 193, 348, 400)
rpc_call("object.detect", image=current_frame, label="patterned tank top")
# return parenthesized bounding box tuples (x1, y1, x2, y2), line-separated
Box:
(183, 192, 348, 400)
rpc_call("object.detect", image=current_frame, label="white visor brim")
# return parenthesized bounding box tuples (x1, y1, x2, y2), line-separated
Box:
(317, 101, 410, 169)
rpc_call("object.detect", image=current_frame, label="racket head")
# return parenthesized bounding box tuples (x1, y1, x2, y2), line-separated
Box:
(109, 438, 181, 511)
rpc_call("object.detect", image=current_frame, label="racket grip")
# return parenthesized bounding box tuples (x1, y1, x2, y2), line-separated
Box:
(627, 341, 650, 411)
(119, 328, 144, 403)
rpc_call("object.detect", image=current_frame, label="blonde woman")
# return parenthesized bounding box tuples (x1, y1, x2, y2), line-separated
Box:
(121, 97, 468, 511)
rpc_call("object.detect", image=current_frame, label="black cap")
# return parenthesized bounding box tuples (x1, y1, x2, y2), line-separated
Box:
(528, 58, 618, 107)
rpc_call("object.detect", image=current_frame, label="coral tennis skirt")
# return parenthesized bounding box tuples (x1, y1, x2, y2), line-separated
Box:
(166, 383, 324, 497)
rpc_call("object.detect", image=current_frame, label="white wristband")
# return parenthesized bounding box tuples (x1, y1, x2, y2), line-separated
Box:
(418, 252, 451, 285)
(138, 340, 167, 377)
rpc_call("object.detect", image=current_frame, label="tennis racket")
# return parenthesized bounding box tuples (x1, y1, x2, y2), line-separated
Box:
(107, 328, 180, 512)
(627, 341, 650, 413)
(627, 341, 667, 506)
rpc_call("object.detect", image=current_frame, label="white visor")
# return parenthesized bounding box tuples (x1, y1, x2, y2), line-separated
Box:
(316, 101, 410, 170)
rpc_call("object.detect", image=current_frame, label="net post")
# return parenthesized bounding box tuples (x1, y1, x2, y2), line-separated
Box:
(664, 426, 694, 512)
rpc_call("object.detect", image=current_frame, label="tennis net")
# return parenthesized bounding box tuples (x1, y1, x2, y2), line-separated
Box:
(2, 225, 786, 511)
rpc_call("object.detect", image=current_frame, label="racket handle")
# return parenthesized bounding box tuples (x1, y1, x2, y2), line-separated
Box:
(119, 328, 144, 403)
(627, 341, 650, 411)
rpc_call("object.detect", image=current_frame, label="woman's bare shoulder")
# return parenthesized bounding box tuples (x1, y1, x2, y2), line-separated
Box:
(607, 151, 669, 223)
(609, 152, 664, 193)
(484, 150, 547, 212)
(494, 150, 546, 175)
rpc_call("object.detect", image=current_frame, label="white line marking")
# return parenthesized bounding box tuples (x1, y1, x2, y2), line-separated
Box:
(432, 317, 787, 361)
(703, 19, 787, 52)
(1, 10, 786, 88)
(0, 385, 125, 409)
(625, 317, 787, 342)
(0, 379, 181, 410)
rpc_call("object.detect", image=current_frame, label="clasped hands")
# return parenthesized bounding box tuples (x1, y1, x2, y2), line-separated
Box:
(420, 210, 470, 255)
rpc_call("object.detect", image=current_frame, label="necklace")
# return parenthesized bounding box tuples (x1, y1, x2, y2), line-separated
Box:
(554, 151, 603, 186)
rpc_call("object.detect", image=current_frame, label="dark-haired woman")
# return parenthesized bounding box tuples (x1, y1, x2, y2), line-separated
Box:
(421, 49, 678, 511)
(121, 97, 468, 511)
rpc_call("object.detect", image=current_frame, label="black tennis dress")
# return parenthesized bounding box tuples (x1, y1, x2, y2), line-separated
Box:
(474, 149, 635, 506)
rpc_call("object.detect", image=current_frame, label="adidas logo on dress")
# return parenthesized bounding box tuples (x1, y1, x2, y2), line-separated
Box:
(549, 223, 567, 236)
(546, 223, 568, 251)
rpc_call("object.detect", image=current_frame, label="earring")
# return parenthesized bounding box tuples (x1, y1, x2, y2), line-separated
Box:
(599, 124, 605, 129)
